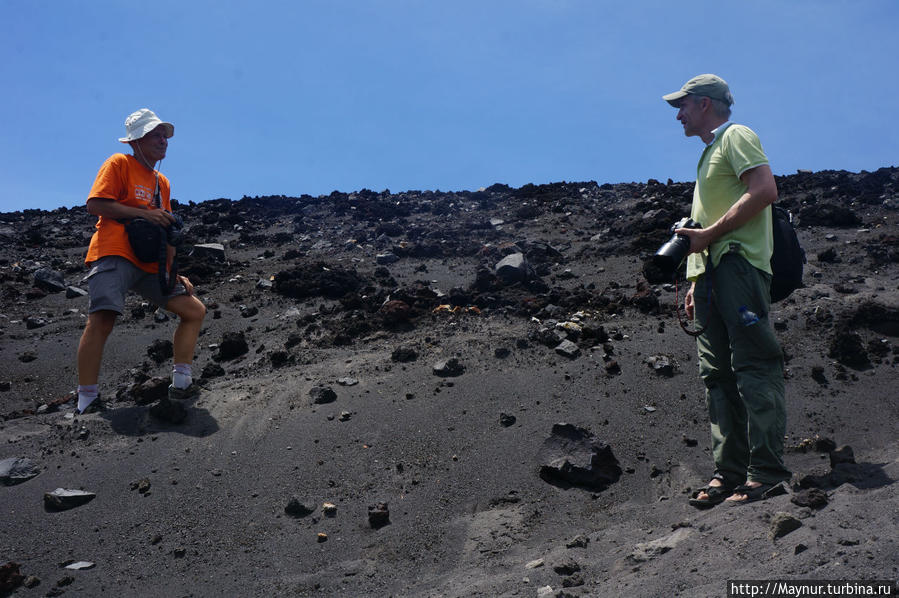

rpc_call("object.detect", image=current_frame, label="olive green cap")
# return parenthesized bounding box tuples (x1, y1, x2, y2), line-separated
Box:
(663, 74, 734, 107)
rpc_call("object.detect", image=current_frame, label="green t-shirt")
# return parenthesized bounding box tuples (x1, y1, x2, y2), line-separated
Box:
(686, 123, 773, 280)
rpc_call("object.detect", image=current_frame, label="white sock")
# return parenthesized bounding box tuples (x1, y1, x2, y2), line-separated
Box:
(77, 385, 99, 412)
(172, 364, 192, 390)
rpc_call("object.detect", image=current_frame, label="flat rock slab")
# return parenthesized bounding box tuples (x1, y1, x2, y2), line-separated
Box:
(0, 457, 40, 486)
(44, 488, 96, 512)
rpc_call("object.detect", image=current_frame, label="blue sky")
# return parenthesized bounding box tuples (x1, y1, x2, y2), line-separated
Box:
(2, 0, 897, 212)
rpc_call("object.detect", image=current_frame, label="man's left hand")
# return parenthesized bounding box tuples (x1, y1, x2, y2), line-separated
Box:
(178, 275, 195, 296)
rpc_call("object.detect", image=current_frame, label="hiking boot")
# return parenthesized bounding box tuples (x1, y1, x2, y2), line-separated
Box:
(73, 395, 105, 416)
(168, 384, 200, 401)
(149, 398, 188, 424)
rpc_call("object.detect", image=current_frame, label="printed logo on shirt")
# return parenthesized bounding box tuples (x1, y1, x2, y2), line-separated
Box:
(135, 184, 154, 204)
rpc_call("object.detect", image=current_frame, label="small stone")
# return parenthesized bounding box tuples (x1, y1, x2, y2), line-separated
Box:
(0, 457, 41, 486)
(129, 478, 151, 494)
(525, 558, 545, 569)
(769, 512, 803, 540)
(376, 252, 399, 265)
(554, 340, 580, 359)
(193, 243, 226, 260)
(337, 377, 358, 386)
(309, 386, 337, 404)
(499, 413, 517, 427)
(829, 445, 855, 467)
(322, 502, 337, 517)
(433, 358, 464, 377)
(565, 535, 590, 549)
(44, 488, 96, 512)
(63, 561, 95, 570)
(33, 268, 67, 292)
(791, 488, 828, 510)
(317, 532, 328, 543)
(368, 502, 390, 529)
(66, 286, 88, 299)
(0, 562, 24, 591)
(391, 346, 418, 363)
(645, 355, 676, 377)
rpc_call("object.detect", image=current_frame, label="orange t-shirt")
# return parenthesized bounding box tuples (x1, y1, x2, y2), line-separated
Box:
(85, 153, 172, 273)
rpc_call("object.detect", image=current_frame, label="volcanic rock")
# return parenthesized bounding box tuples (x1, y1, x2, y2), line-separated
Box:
(791, 488, 829, 509)
(368, 502, 390, 529)
(495, 253, 531, 284)
(147, 340, 174, 364)
(539, 423, 622, 491)
(65, 285, 88, 298)
(769, 512, 803, 540)
(217, 332, 249, 360)
(33, 268, 66, 293)
(554, 339, 580, 359)
(0, 562, 24, 593)
(131, 377, 169, 405)
(829, 445, 855, 467)
(0, 457, 41, 486)
(44, 488, 96, 512)
(309, 386, 337, 404)
(433, 358, 464, 377)
(192, 243, 227, 260)
(628, 528, 692, 563)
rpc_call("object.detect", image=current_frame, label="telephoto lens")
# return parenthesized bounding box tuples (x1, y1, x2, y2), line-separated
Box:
(643, 217, 701, 283)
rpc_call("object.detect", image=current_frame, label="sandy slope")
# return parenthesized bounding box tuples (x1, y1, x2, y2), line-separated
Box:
(1, 168, 898, 597)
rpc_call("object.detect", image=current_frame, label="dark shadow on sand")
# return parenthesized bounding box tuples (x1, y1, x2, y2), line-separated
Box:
(100, 403, 219, 437)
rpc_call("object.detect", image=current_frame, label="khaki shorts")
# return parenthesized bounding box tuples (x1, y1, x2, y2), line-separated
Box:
(84, 256, 187, 314)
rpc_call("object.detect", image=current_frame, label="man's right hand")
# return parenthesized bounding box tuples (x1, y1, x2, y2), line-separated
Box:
(685, 282, 696, 321)
(139, 207, 176, 227)
(87, 198, 175, 227)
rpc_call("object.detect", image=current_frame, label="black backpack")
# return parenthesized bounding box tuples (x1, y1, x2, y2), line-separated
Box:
(769, 205, 805, 302)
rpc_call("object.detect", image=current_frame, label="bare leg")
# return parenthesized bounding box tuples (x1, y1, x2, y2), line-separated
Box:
(165, 294, 206, 364)
(77, 310, 118, 386)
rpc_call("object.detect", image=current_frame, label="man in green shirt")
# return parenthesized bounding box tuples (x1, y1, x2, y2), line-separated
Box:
(663, 74, 791, 507)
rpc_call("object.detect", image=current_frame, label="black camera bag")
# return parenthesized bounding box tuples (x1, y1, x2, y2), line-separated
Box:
(124, 218, 165, 264)
(122, 216, 182, 294)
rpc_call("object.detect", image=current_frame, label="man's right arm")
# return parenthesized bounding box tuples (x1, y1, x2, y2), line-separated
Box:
(87, 198, 175, 227)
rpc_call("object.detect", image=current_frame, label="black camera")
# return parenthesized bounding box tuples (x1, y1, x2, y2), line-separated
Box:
(643, 217, 702, 283)
(166, 213, 184, 247)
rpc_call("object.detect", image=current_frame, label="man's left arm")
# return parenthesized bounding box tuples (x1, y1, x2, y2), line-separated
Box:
(677, 164, 778, 254)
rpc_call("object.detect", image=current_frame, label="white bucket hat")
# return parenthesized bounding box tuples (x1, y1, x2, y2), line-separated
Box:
(118, 108, 174, 143)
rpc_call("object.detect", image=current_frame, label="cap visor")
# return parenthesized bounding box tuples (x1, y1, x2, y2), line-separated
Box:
(662, 90, 688, 107)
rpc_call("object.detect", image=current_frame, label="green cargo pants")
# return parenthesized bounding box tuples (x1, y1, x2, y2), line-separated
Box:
(694, 251, 791, 487)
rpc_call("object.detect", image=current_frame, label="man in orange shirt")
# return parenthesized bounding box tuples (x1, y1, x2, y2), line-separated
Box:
(75, 109, 206, 422)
